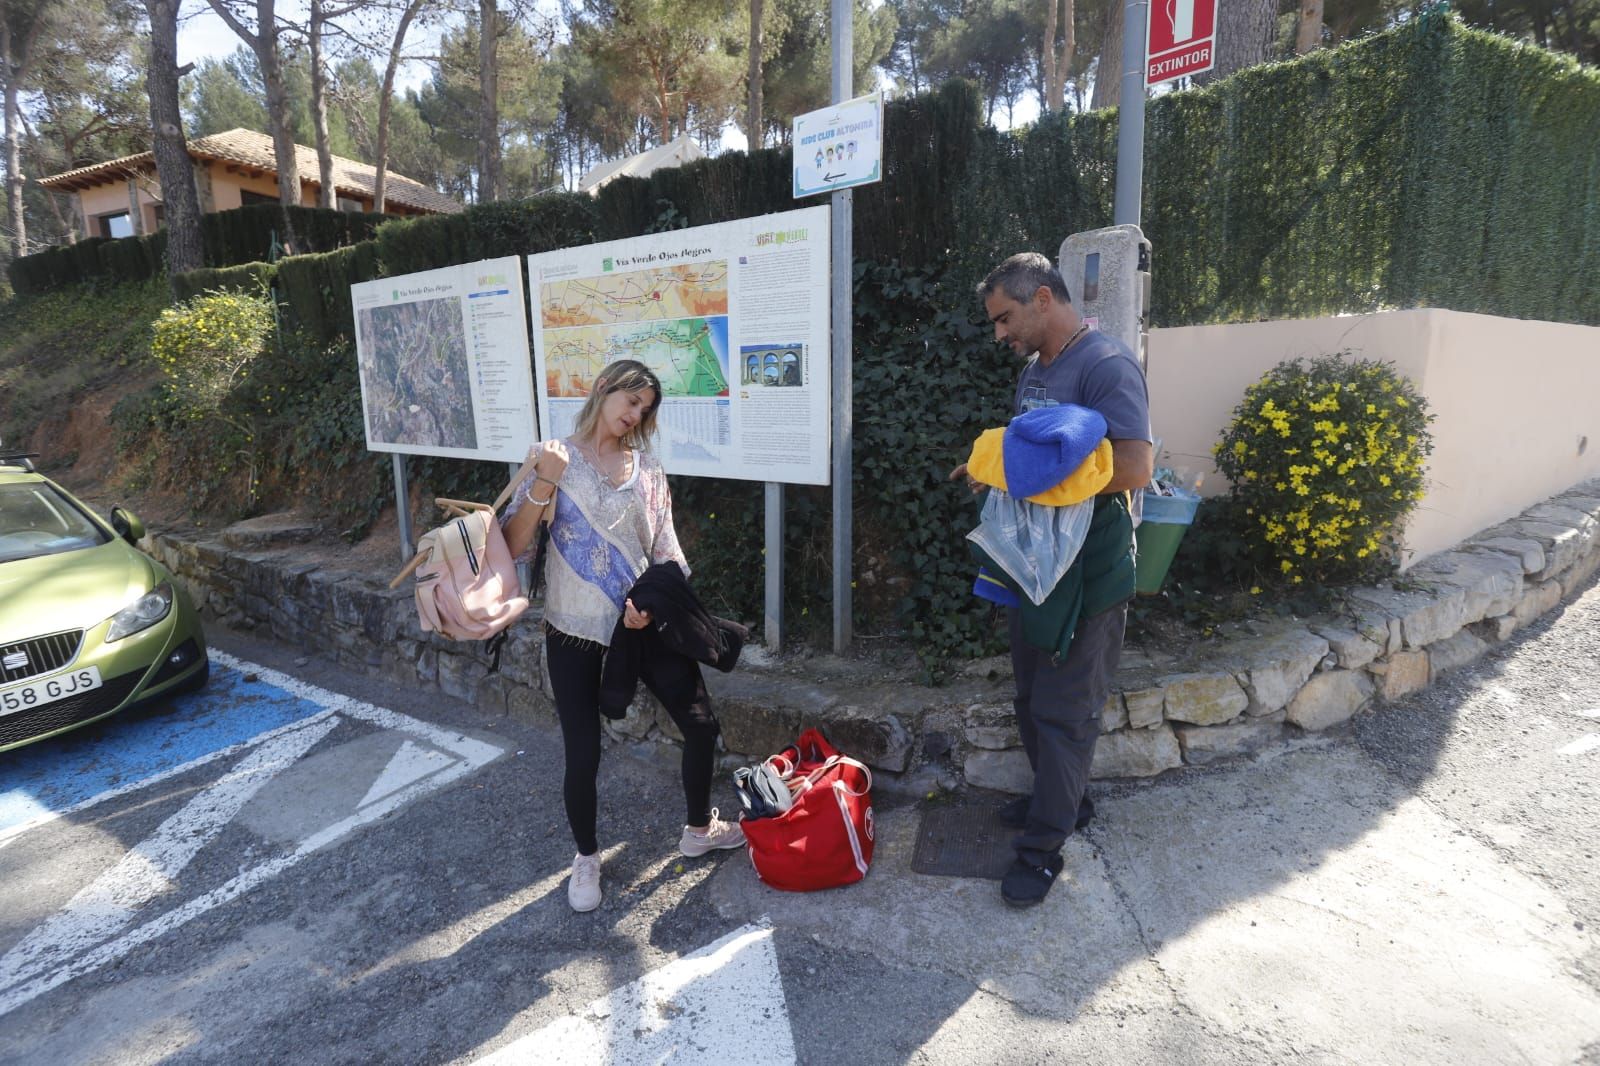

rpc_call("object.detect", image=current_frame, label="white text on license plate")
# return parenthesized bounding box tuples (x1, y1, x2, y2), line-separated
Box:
(0, 666, 103, 716)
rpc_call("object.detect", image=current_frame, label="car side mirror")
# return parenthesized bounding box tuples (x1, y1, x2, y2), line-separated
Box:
(111, 507, 146, 545)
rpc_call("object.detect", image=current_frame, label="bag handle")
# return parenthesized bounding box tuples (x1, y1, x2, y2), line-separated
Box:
(492, 451, 543, 514)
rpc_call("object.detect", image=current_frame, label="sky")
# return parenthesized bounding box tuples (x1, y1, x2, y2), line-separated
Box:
(171, 1, 1044, 171)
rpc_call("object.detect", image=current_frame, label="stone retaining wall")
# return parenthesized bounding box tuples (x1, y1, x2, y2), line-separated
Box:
(148, 477, 1600, 790)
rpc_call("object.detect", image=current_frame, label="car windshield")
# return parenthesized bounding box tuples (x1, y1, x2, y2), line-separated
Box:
(0, 482, 111, 564)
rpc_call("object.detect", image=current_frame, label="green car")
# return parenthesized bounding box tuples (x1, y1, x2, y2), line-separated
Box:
(0, 453, 208, 753)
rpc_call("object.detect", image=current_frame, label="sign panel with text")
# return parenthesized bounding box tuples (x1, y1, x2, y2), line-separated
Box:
(527, 206, 832, 486)
(792, 93, 883, 199)
(351, 256, 537, 463)
(1147, 0, 1217, 86)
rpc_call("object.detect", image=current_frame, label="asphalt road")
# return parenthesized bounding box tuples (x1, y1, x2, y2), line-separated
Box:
(1, 570, 1597, 1065)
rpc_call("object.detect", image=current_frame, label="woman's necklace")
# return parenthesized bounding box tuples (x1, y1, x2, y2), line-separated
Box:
(577, 438, 631, 486)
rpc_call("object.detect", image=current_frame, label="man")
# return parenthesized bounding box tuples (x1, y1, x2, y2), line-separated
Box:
(951, 252, 1154, 907)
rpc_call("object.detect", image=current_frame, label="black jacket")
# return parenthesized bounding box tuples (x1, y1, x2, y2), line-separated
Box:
(598, 562, 749, 719)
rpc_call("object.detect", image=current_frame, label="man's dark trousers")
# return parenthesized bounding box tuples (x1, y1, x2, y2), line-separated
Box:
(1009, 602, 1128, 864)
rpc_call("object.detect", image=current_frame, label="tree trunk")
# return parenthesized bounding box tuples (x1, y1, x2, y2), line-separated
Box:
(745, 0, 763, 148)
(1295, 0, 1323, 54)
(476, 0, 500, 203)
(1, 13, 44, 259)
(374, 0, 424, 214)
(310, 0, 335, 209)
(1195, 0, 1277, 83)
(1040, 0, 1074, 113)
(145, 0, 204, 282)
(207, 0, 298, 250)
(1090, 8, 1122, 111)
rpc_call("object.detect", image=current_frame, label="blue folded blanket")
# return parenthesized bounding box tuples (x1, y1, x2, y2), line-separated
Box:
(1003, 403, 1108, 500)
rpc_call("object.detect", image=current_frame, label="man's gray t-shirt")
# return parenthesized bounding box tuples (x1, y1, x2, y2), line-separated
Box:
(1012, 330, 1152, 443)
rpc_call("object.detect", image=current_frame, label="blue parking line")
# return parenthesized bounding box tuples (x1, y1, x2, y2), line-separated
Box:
(0, 663, 326, 835)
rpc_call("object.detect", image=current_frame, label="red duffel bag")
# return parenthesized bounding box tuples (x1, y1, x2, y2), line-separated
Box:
(740, 728, 875, 892)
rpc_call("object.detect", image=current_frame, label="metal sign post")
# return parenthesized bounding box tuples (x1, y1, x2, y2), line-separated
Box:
(829, 0, 854, 654)
(392, 453, 414, 561)
(1114, 0, 1150, 227)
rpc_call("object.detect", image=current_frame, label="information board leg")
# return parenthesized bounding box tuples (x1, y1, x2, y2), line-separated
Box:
(764, 482, 784, 652)
(393, 453, 415, 563)
(831, 186, 853, 655)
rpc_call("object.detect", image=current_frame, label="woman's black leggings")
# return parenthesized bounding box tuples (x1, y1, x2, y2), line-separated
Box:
(544, 627, 720, 856)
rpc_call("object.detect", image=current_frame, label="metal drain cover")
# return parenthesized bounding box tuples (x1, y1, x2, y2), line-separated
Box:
(910, 803, 1015, 880)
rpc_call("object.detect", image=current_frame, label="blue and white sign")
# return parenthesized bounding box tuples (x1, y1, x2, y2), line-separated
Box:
(792, 93, 883, 199)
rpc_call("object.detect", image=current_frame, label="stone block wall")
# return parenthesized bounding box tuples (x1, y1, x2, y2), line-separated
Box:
(148, 477, 1600, 789)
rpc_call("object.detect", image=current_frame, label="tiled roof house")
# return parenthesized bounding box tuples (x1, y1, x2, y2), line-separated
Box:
(37, 128, 461, 239)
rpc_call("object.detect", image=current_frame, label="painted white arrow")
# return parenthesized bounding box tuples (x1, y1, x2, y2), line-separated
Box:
(473, 923, 796, 1065)
(360, 739, 456, 808)
(0, 714, 338, 994)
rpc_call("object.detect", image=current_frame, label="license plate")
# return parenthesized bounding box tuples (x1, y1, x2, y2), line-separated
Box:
(0, 665, 102, 716)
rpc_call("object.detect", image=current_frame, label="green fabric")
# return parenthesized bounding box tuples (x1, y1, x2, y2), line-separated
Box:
(971, 492, 1136, 660)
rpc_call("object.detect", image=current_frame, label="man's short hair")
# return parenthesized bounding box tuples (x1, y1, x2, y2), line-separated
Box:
(977, 252, 1073, 306)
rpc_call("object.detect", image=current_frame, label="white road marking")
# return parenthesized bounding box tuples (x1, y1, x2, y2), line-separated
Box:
(0, 710, 338, 850)
(0, 653, 506, 1018)
(1557, 733, 1600, 756)
(0, 715, 337, 995)
(360, 739, 456, 808)
(472, 923, 795, 1066)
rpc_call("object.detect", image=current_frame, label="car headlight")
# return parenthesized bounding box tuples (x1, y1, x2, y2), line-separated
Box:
(106, 582, 174, 642)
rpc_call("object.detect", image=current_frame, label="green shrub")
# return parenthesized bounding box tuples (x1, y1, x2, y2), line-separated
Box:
(276, 241, 380, 341)
(172, 261, 279, 302)
(149, 289, 277, 507)
(1212, 355, 1434, 586)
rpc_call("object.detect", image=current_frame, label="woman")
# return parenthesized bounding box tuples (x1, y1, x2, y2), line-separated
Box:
(503, 359, 744, 913)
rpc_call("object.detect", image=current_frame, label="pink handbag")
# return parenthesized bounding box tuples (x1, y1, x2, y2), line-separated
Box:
(411, 500, 529, 642)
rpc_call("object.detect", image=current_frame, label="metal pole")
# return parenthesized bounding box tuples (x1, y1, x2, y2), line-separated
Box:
(764, 482, 784, 650)
(392, 453, 415, 562)
(830, 0, 854, 654)
(1113, 0, 1149, 227)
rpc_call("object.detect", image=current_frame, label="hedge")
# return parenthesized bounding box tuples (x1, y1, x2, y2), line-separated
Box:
(171, 261, 279, 303)
(8, 204, 383, 296)
(275, 242, 381, 341)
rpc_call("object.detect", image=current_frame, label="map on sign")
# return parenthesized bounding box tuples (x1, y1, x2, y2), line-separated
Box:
(538, 261, 731, 399)
(541, 263, 729, 326)
(544, 319, 731, 398)
(356, 297, 477, 449)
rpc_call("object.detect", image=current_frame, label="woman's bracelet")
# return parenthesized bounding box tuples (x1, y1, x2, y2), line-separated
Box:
(535, 474, 560, 488)
(529, 493, 554, 507)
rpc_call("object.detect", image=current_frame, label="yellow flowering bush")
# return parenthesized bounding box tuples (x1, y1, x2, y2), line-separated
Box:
(146, 289, 277, 507)
(150, 290, 275, 415)
(1213, 355, 1433, 586)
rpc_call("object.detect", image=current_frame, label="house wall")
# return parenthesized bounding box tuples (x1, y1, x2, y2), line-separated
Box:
(1146, 309, 1600, 567)
(77, 180, 158, 237)
(205, 162, 317, 209)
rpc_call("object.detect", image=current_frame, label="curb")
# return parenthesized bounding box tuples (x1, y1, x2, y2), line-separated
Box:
(147, 476, 1600, 791)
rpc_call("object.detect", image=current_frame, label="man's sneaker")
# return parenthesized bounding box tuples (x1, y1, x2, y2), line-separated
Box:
(679, 808, 746, 857)
(997, 793, 1095, 830)
(568, 852, 602, 912)
(1001, 852, 1065, 907)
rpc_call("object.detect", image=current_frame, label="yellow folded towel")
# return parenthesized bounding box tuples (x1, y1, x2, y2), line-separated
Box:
(967, 429, 1114, 505)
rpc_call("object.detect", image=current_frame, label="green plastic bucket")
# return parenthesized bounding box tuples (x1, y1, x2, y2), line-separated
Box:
(1134, 491, 1201, 596)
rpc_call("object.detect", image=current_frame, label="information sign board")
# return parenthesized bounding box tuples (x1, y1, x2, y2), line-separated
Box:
(526, 206, 832, 486)
(351, 257, 537, 463)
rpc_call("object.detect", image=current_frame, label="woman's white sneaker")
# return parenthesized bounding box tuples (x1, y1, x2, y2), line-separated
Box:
(679, 809, 746, 857)
(568, 852, 602, 912)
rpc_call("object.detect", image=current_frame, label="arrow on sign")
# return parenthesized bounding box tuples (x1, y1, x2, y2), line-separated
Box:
(823, 171, 846, 183)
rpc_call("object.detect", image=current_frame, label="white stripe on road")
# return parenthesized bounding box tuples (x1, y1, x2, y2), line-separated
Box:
(0, 715, 338, 993)
(0, 653, 506, 1018)
(471, 923, 795, 1066)
(0, 710, 339, 850)
(1557, 733, 1600, 756)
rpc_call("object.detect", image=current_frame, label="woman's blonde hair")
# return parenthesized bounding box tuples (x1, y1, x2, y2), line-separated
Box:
(570, 359, 664, 450)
